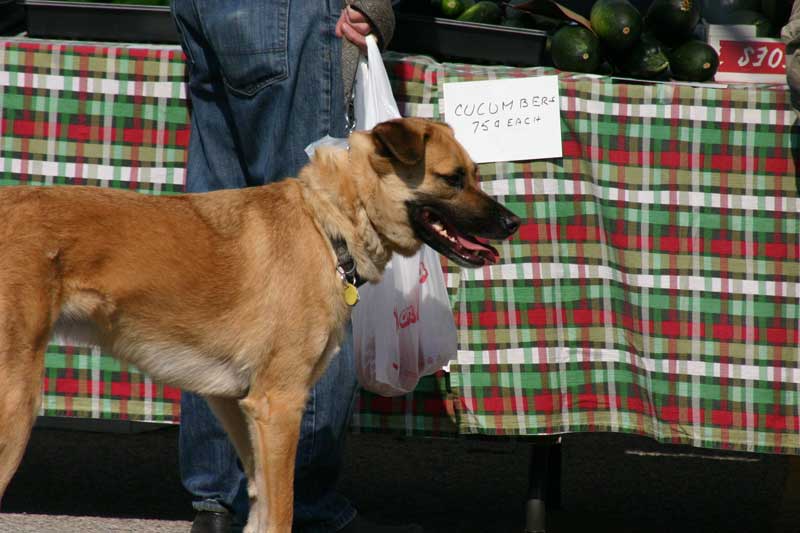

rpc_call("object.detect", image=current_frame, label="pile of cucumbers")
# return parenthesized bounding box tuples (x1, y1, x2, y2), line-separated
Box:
(552, 0, 720, 81)
(550, 0, 719, 82)
(550, 0, 791, 81)
(427, 0, 792, 82)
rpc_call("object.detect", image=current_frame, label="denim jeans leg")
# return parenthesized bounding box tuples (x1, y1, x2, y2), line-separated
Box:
(171, 0, 251, 192)
(179, 392, 250, 521)
(293, 325, 359, 533)
(206, 0, 346, 183)
(172, 0, 357, 529)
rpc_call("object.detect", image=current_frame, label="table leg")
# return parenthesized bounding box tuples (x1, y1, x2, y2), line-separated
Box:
(525, 436, 562, 533)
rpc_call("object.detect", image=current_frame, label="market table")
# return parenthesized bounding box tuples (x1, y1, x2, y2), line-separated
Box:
(2, 37, 800, 459)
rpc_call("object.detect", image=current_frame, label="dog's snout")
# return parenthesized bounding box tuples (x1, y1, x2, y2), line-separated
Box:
(502, 213, 520, 235)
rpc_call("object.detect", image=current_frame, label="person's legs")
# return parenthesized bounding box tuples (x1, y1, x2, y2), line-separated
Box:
(172, 0, 251, 524)
(175, 0, 346, 187)
(293, 328, 359, 533)
(171, 0, 359, 530)
(171, 0, 250, 193)
(211, 0, 347, 183)
(179, 392, 250, 520)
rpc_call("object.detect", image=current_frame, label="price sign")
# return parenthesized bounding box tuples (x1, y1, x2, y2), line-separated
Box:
(707, 25, 786, 83)
(719, 39, 785, 74)
(442, 76, 562, 163)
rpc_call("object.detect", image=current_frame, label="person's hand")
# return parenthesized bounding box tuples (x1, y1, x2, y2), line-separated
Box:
(335, 6, 372, 52)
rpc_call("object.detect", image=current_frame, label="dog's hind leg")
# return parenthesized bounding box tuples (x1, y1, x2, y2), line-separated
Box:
(0, 319, 50, 505)
(0, 262, 59, 505)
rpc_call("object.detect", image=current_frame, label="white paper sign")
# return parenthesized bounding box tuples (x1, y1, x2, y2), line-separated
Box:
(442, 76, 562, 163)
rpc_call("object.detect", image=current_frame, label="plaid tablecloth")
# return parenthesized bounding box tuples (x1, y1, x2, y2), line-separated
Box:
(2, 38, 799, 454)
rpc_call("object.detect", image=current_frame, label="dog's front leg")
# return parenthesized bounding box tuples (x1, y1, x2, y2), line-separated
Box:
(239, 386, 308, 533)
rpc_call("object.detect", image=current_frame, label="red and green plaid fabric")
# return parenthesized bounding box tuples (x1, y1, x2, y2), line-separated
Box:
(3, 38, 800, 455)
(41, 344, 181, 421)
(385, 54, 800, 453)
(1, 38, 189, 422)
(0, 39, 188, 192)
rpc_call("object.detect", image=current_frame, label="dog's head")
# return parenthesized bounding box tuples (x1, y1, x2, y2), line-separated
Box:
(355, 117, 520, 268)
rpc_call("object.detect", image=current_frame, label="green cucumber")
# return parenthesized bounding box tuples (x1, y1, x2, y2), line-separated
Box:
(645, 0, 701, 45)
(549, 25, 602, 73)
(440, 0, 475, 19)
(620, 40, 670, 79)
(669, 39, 720, 81)
(457, 0, 502, 24)
(590, 0, 643, 52)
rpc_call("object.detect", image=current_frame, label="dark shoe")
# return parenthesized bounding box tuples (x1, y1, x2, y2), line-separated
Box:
(339, 514, 424, 533)
(191, 510, 233, 533)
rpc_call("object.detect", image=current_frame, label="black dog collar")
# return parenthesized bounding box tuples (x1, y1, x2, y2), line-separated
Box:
(330, 236, 366, 288)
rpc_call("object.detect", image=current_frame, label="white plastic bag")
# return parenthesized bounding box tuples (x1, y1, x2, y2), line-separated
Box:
(353, 35, 401, 131)
(353, 245, 458, 396)
(350, 36, 457, 396)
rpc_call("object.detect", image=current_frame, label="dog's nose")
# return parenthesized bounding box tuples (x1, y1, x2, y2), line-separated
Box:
(501, 214, 521, 235)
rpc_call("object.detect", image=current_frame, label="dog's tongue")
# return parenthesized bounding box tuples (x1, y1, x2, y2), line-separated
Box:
(455, 235, 500, 264)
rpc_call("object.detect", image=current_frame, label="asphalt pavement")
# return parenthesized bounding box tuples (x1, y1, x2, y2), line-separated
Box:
(0, 424, 797, 533)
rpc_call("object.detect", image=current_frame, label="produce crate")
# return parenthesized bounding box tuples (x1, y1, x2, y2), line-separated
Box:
(23, 0, 179, 44)
(0, 0, 25, 34)
(390, 8, 548, 67)
(21, 0, 549, 66)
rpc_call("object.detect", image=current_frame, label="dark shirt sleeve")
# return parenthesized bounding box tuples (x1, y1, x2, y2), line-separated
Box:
(348, 0, 396, 49)
(782, 0, 800, 116)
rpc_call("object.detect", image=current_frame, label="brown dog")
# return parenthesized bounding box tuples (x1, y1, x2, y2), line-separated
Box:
(0, 117, 519, 532)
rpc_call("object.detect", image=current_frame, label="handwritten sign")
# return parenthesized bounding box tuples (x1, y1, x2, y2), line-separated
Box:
(442, 76, 562, 163)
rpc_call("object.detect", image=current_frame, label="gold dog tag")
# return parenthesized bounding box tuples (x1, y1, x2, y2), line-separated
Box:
(343, 282, 359, 306)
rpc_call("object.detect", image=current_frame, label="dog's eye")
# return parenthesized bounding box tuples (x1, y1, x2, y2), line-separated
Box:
(438, 169, 464, 188)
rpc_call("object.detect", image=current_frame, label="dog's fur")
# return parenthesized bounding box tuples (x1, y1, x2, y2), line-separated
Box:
(0, 118, 519, 532)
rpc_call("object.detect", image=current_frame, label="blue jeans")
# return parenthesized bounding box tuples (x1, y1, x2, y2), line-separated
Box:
(173, 0, 346, 187)
(171, 0, 358, 530)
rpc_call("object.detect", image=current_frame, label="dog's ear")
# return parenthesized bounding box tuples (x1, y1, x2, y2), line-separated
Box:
(372, 119, 426, 166)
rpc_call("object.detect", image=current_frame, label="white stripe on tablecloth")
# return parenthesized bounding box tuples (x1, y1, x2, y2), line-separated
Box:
(571, 97, 794, 126)
(481, 177, 800, 213)
(456, 347, 800, 384)
(0, 71, 186, 99)
(459, 263, 800, 297)
(2, 157, 185, 185)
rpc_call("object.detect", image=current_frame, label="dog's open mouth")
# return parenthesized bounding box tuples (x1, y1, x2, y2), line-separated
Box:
(415, 208, 499, 267)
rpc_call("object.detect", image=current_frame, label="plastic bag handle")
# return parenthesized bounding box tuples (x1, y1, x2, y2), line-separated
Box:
(353, 34, 401, 132)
